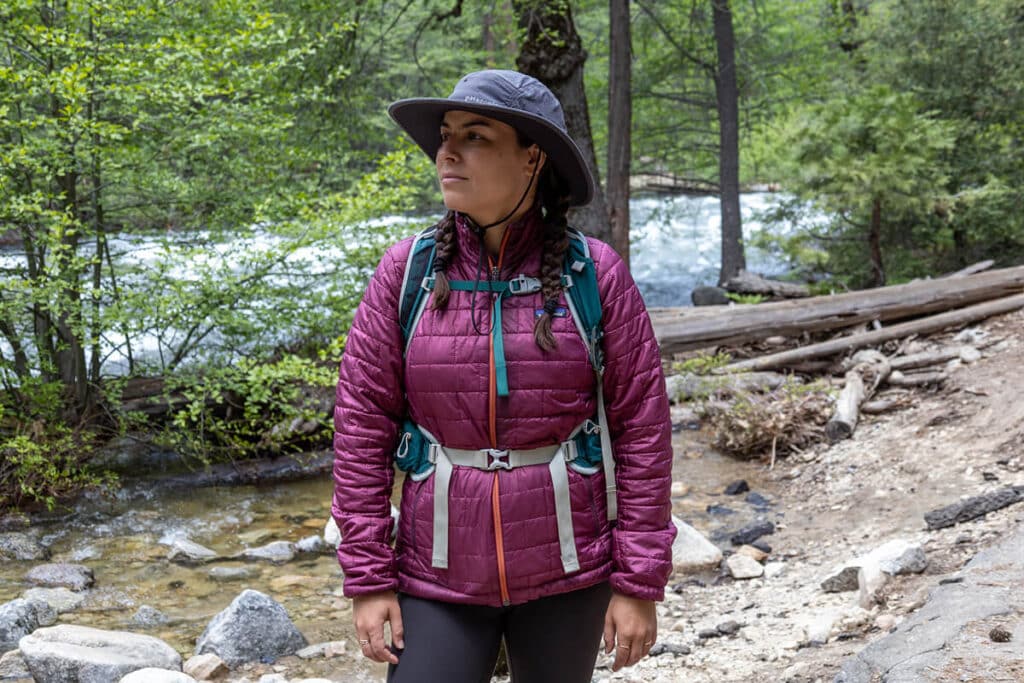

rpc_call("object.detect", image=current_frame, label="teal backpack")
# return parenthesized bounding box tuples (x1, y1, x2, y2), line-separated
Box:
(394, 223, 619, 522)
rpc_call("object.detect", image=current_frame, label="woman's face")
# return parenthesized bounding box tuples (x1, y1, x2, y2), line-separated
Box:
(436, 110, 544, 226)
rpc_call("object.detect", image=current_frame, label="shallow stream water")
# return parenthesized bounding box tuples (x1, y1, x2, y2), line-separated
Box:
(0, 419, 782, 681)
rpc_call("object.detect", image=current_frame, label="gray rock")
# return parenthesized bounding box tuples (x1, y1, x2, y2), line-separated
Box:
(24, 563, 94, 592)
(873, 539, 927, 575)
(729, 520, 775, 546)
(22, 587, 85, 614)
(167, 539, 218, 566)
(323, 518, 340, 549)
(0, 649, 31, 680)
(716, 621, 741, 636)
(649, 642, 691, 656)
(131, 605, 170, 628)
(0, 533, 48, 562)
(182, 652, 227, 680)
(726, 553, 764, 579)
(194, 589, 307, 666)
(0, 599, 57, 653)
(821, 566, 861, 593)
(295, 535, 327, 555)
(119, 669, 196, 683)
(19, 624, 182, 683)
(836, 524, 1024, 682)
(692, 285, 731, 306)
(208, 566, 256, 582)
(236, 541, 296, 564)
(671, 516, 723, 573)
(858, 558, 888, 609)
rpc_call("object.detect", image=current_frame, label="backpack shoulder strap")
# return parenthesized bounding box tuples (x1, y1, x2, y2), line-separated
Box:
(561, 228, 617, 522)
(399, 225, 438, 346)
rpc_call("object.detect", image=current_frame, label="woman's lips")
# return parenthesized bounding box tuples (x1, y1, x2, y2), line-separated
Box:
(440, 174, 466, 185)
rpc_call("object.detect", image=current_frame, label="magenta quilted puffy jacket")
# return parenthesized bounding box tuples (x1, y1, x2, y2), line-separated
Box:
(331, 210, 675, 606)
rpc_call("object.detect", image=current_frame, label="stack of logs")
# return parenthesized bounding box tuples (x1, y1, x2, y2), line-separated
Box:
(652, 262, 1024, 454)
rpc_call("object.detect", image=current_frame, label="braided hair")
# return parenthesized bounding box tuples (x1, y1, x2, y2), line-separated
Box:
(429, 210, 457, 309)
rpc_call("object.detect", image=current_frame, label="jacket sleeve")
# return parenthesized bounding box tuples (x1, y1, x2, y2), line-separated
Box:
(593, 241, 676, 601)
(331, 240, 410, 597)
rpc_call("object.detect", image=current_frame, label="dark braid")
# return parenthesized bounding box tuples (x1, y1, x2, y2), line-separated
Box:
(534, 165, 572, 351)
(431, 210, 457, 309)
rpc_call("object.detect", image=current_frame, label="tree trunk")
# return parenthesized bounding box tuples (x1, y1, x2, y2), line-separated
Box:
(606, 0, 632, 267)
(713, 0, 745, 285)
(869, 196, 885, 287)
(514, 0, 610, 245)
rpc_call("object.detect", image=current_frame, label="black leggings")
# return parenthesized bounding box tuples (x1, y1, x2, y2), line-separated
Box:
(386, 582, 612, 683)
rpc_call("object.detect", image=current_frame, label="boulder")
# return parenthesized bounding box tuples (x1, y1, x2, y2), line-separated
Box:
(119, 669, 196, 683)
(0, 598, 57, 653)
(194, 590, 307, 666)
(22, 587, 85, 614)
(823, 539, 927, 594)
(323, 518, 340, 549)
(207, 566, 256, 582)
(0, 649, 31, 680)
(0, 533, 49, 562)
(19, 624, 182, 683)
(670, 517, 723, 573)
(692, 285, 731, 306)
(858, 558, 889, 609)
(295, 535, 327, 555)
(24, 564, 94, 592)
(167, 539, 218, 566)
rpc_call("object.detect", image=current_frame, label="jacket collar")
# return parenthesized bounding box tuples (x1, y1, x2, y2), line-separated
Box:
(454, 205, 545, 278)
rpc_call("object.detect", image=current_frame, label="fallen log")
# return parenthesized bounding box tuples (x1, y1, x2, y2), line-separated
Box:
(722, 292, 1024, 373)
(890, 346, 978, 371)
(826, 350, 891, 442)
(886, 370, 947, 387)
(651, 265, 1024, 354)
(942, 260, 995, 278)
(860, 396, 911, 414)
(723, 270, 809, 299)
(924, 485, 1024, 530)
(665, 371, 795, 402)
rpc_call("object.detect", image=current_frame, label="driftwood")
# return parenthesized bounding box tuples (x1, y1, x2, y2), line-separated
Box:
(886, 370, 947, 387)
(723, 270, 809, 299)
(861, 396, 912, 414)
(924, 485, 1024, 530)
(890, 346, 978, 371)
(943, 260, 995, 278)
(650, 264, 1024, 355)
(722, 292, 1024, 373)
(665, 371, 795, 402)
(826, 350, 891, 442)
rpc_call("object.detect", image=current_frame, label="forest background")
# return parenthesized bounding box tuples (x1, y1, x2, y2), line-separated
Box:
(0, 0, 1021, 510)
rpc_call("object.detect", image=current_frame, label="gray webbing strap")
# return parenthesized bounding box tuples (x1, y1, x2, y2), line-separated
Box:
(596, 370, 617, 521)
(427, 436, 582, 574)
(430, 443, 452, 569)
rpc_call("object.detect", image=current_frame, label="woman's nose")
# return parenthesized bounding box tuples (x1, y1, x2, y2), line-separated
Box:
(438, 139, 459, 161)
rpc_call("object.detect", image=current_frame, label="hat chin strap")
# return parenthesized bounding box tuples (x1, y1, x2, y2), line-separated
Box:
(462, 159, 541, 233)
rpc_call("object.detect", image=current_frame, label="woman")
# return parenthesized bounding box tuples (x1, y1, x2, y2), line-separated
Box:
(331, 69, 675, 683)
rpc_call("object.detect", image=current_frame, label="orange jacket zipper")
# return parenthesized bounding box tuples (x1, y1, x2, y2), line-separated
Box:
(487, 228, 512, 606)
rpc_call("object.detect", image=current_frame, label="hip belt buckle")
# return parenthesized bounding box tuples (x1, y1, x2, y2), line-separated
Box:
(485, 449, 512, 470)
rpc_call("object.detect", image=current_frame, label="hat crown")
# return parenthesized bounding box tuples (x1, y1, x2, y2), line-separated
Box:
(449, 70, 567, 134)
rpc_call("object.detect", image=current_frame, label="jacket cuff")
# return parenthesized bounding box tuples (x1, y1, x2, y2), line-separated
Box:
(610, 523, 676, 602)
(338, 542, 399, 597)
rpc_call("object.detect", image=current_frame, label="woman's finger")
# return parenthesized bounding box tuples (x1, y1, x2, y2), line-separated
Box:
(369, 627, 397, 664)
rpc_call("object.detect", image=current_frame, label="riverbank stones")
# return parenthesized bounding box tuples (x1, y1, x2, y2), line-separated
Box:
(119, 669, 196, 683)
(237, 541, 296, 564)
(167, 539, 218, 566)
(208, 566, 257, 582)
(22, 587, 85, 614)
(0, 533, 49, 562)
(19, 624, 182, 682)
(726, 554, 765, 579)
(25, 563, 94, 591)
(671, 516, 723, 573)
(194, 590, 307, 666)
(0, 598, 56, 652)
(183, 653, 228, 679)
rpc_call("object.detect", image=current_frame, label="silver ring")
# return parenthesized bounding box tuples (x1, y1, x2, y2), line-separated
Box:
(616, 644, 630, 650)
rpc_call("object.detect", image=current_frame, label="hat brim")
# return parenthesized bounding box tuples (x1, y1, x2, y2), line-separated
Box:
(388, 98, 595, 207)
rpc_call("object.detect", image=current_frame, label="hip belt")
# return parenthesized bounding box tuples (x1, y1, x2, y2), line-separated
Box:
(416, 423, 587, 575)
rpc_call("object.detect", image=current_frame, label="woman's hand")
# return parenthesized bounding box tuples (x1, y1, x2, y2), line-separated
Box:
(353, 590, 404, 664)
(602, 592, 657, 671)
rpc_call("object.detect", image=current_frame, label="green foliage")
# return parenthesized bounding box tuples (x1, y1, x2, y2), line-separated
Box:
(670, 351, 732, 375)
(725, 292, 766, 305)
(158, 353, 339, 463)
(0, 378, 114, 510)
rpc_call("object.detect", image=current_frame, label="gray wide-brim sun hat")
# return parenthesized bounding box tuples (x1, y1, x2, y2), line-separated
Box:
(388, 69, 595, 207)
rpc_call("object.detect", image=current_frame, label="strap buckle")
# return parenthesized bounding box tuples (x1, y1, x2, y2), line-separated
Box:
(485, 449, 512, 470)
(508, 274, 541, 295)
(421, 275, 436, 291)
